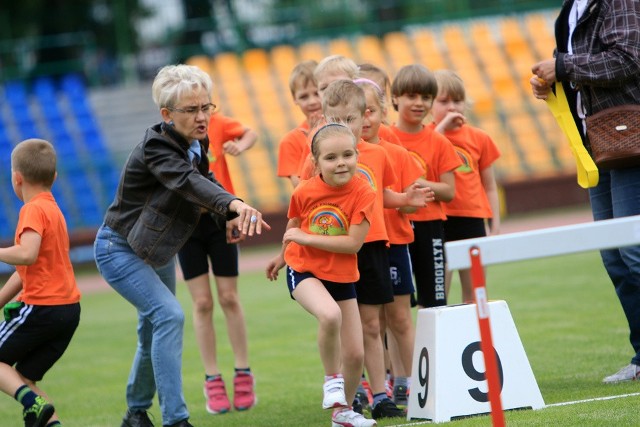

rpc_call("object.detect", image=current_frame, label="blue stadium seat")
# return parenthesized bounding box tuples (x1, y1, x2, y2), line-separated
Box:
(60, 74, 87, 100)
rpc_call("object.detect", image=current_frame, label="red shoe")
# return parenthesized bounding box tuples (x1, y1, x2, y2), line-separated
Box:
(361, 379, 374, 405)
(204, 377, 231, 414)
(233, 372, 257, 411)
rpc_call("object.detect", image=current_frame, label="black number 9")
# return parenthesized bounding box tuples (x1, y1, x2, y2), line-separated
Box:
(417, 347, 429, 408)
(461, 341, 504, 402)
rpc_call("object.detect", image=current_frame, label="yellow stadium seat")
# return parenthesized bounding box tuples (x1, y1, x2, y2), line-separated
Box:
(298, 41, 326, 62)
(412, 29, 447, 71)
(328, 37, 355, 58)
(383, 32, 417, 74)
(354, 35, 388, 68)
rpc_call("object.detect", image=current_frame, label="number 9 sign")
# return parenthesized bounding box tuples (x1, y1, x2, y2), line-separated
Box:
(408, 301, 544, 423)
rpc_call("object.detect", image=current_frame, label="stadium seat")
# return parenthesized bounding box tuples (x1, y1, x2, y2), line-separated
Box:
(354, 35, 387, 68)
(298, 41, 326, 62)
(383, 32, 417, 74)
(328, 37, 355, 58)
(411, 28, 447, 71)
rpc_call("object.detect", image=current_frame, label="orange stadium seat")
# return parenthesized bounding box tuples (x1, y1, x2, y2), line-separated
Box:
(298, 41, 326, 62)
(411, 28, 447, 71)
(383, 32, 417, 74)
(524, 13, 557, 62)
(354, 35, 388, 68)
(328, 37, 355, 58)
(270, 45, 302, 123)
(440, 25, 493, 117)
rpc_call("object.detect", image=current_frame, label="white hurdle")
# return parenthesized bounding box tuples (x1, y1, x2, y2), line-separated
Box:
(408, 215, 640, 423)
(446, 215, 640, 270)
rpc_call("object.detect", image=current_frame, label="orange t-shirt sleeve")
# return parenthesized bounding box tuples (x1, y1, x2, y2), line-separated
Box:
(278, 128, 308, 177)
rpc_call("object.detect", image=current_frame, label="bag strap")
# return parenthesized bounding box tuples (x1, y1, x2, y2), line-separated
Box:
(545, 82, 599, 188)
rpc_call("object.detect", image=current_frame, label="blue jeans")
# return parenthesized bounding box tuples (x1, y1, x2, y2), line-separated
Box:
(94, 225, 189, 424)
(589, 167, 640, 365)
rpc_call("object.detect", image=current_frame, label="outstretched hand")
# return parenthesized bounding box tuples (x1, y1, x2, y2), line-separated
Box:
(229, 200, 271, 237)
(406, 183, 435, 208)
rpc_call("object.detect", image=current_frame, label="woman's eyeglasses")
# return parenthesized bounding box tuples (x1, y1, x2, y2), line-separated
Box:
(168, 103, 216, 115)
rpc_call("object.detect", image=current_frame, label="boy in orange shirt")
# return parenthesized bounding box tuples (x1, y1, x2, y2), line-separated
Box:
(267, 123, 378, 427)
(430, 70, 501, 303)
(321, 80, 432, 420)
(0, 138, 81, 427)
(390, 64, 462, 308)
(356, 77, 427, 407)
(277, 60, 322, 188)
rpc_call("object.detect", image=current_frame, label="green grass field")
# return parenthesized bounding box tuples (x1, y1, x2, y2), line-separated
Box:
(1, 247, 640, 426)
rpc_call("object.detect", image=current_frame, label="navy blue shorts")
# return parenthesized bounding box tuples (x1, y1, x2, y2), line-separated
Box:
(177, 213, 239, 279)
(388, 244, 415, 296)
(443, 216, 487, 242)
(286, 267, 357, 301)
(356, 241, 394, 305)
(0, 302, 80, 382)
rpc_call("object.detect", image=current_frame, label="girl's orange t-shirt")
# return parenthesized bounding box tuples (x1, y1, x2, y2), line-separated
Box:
(427, 123, 501, 218)
(284, 174, 376, 283)
(207, 113, 246, 194)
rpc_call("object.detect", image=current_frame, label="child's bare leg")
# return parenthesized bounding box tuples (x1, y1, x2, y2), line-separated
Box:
(384, 295, 415, 377)
(214, 275, 249, 369)
(293, 279, 342, 374)
(186, 273, 220, 375)
(337, 298, 364, 404)
(358, 303, 386, 395)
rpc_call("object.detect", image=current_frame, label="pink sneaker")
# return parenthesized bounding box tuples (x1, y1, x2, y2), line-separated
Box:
(233, 372, 257, 411)
(204, 377, 231, 414)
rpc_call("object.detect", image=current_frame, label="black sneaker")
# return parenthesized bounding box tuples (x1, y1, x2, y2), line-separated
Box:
(354, 390, 370, 412)
(163, 420, 194, 427)
(352, 398, 363, 415)
(23, 396, 55, 427)
(371, 397, 404, 420)
(121, 409, 154, 427)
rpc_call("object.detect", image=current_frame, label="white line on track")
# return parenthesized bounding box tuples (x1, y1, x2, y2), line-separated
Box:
(388, 392, 640, 426)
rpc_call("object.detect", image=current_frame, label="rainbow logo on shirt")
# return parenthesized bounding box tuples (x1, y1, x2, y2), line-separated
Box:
(308, 205, 349, 236)
(357, 163, 377, 190)
(408, 151, 428, 178)
(454, 147, 473, 173)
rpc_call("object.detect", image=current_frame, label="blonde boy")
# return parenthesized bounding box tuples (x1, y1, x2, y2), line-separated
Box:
(277, 60, 322, 187)
(0, 139, 81, 427)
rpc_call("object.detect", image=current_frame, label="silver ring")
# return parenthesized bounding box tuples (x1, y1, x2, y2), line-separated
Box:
(250, 215, 258, 223)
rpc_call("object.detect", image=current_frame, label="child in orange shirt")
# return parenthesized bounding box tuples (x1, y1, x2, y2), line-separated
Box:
(0, 139, 81, 427)
(357, 63, 402, 146)
(277, 60, 322, 188)
(267, 123, 378, 427)
(355, 77, 427, 407)
(177, 112, 258, 415)
(297, 57, 401, 183)
(431, 70, 501, 303)
(390, 64, 462, 308)
(321, 80, 431, 420)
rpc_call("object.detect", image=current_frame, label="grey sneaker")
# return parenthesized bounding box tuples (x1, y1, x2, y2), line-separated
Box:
(602, 363, 640, 383)
(393, 384, 408, 407)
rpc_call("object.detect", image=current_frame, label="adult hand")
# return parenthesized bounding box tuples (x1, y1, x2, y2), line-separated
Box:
(531, 59, 556, 83)
(529, 76, 552, 100)
(226, 218, 244, 243)
(229, 200, 271, 237)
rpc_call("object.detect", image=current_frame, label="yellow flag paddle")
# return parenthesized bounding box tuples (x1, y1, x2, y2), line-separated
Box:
(544, 82, 598, 188)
